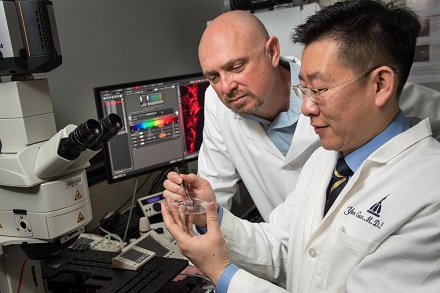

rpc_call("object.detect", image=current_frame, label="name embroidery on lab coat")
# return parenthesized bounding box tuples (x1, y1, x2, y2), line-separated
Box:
(343, 195, 389, 230)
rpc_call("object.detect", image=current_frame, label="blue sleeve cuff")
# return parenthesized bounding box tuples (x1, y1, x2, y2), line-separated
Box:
(195, 205, 224, 234)
(216, 263, 239, 293)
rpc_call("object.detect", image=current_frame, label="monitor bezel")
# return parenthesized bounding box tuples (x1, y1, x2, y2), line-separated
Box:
(93, 72, 207, 184)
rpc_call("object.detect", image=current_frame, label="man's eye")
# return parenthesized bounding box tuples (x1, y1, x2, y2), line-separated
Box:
(311, 88, 324, 95)
(208, 75, 220, 83)
(232, 63, 245, 72)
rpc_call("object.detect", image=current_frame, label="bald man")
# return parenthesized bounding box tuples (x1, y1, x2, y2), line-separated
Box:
(197, 10, 440, 221)
(197, 11, 316, 221)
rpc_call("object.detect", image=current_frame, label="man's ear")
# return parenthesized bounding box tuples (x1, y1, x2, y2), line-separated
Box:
(373, 66, 397, 108)
(266, 36, 280, 67)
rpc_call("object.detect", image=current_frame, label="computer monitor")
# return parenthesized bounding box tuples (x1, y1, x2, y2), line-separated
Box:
(94, 73, 209, 183)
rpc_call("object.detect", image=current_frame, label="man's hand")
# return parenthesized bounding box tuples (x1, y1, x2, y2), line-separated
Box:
(161, 201, 231, 285)
(163, 172, 216, 227)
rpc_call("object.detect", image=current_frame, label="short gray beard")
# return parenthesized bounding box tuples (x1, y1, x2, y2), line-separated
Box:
(225, 90, 264, 115)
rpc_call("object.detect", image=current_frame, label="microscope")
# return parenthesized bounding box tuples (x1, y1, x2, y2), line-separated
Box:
(0, 1, 122, 292)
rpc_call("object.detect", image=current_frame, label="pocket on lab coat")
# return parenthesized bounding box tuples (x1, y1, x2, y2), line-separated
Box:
(313, 225, 378, 292)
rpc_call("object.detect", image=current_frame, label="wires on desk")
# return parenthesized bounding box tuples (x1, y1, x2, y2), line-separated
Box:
(99, 226, 125, 249)
(148, 167, 170, 194)
(17, 257, 29, 293)
(123, 177, 138, 243)
(70, 231, 124, 252)
(112, 168, 169, 220)
(91, 168, 174, 241)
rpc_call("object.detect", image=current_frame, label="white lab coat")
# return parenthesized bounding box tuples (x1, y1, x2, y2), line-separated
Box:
(219, 118, 440, 293)
(198, 85, 320, 220)
(198, 82, 440, 220)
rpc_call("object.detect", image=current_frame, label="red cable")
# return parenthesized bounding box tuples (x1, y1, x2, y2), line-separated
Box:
(17, 257, 28, 293)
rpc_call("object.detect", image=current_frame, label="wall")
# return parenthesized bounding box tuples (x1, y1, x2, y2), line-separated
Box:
(43, 0, 223, 130)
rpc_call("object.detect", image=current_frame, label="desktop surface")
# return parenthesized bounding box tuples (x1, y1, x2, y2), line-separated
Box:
(43, 249, 188, 292)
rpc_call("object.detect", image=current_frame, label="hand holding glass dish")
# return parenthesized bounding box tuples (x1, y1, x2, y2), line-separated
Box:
(166, 167, 214, 214)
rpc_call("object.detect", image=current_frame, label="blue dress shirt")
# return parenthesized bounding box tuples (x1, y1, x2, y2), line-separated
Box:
(243, 58, 302, 155)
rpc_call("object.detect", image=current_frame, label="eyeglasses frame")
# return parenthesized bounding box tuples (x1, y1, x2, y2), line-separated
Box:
(292, 66, 397, 104)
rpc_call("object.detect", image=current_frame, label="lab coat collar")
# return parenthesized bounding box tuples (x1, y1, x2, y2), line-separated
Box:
(322, 118, 432, 221)
(239, 116, 283, 158)
(365, 118, 432, 164)
(235, 112, 321, 161)
(284, 114, 320, 168)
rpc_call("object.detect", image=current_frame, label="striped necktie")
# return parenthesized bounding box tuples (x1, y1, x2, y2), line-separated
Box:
(324, 157, 353, 216)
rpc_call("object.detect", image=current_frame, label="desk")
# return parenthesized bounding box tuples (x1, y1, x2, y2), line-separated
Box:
(43, 249, 188, 292)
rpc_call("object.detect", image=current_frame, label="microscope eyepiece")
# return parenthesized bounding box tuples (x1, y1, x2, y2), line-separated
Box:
(70, 119, 102, 149)
(89, 113, 123, 151)
(58, 119, 102, 160)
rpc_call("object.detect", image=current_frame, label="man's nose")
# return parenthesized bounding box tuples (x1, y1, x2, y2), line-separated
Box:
(220, 74, 238, 95)
(301, 95, 319, 117)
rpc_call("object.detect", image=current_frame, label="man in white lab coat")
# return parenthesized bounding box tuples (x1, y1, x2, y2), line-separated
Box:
(162, 0, 440, 292)
(197, 9, 440, 221)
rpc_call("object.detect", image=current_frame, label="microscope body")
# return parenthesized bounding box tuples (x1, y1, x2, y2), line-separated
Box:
(0, 78, 95, 293)
(0, 78, 95, 246)
(0, 78, 122, 293)
(0, 2, 123, 292)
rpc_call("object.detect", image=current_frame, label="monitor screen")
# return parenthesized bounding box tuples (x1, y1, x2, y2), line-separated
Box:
(94, 73, 209, 183)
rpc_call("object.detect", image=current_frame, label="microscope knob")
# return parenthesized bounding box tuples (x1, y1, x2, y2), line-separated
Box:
(152, 202, 162, 212)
